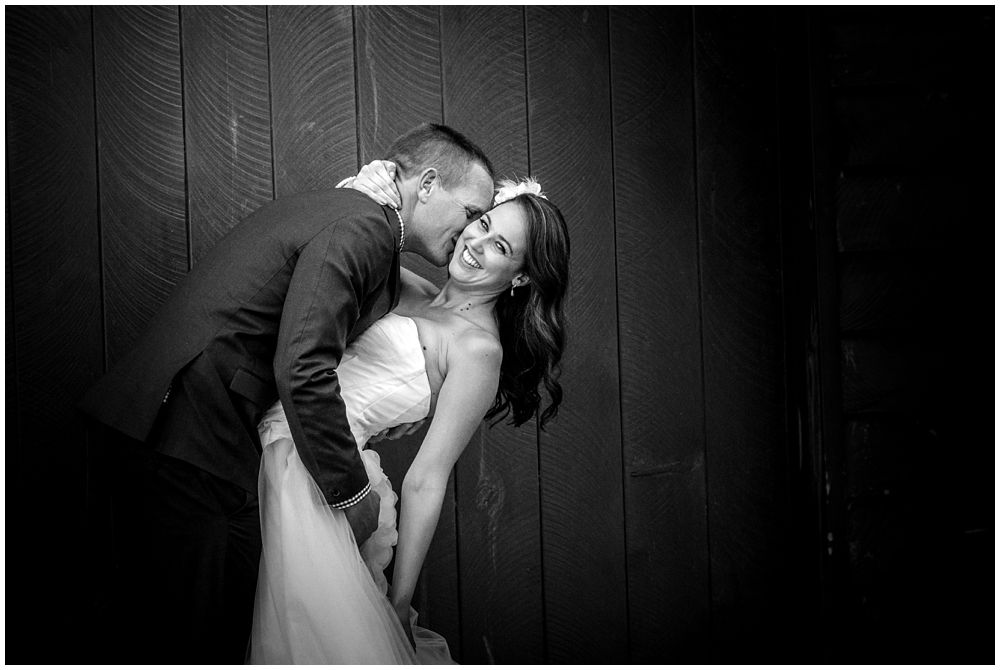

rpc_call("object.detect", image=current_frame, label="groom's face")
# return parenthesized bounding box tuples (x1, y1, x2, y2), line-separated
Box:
(412, 163, 494, 266)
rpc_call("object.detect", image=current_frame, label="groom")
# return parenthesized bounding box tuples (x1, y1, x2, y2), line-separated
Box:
(80, 123, 495, 662)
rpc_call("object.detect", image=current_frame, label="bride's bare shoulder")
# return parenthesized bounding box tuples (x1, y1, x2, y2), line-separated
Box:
(449, 324, 502, 370)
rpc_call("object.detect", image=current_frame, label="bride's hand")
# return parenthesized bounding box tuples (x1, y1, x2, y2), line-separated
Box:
(344, 160, 401, 209)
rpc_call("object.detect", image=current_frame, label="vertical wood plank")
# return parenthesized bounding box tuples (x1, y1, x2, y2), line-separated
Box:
(803, 11, 852, 657)
(354, 6, 442, 161)
(442, 6, 528, 179)
(355, 6, 446, 285)
(268, 5, 356, 197)
(182, 6, 273, 261)
(526, 6, 628, 662)
(441, 6, 541, 664)
(693, 8, 791, 659)
(822, 13, 992, 659)
(6, 6, 103, 658)
(94, 6, 187, 362)
(773, 10, 825, 656)
(610, 7, 710, 661)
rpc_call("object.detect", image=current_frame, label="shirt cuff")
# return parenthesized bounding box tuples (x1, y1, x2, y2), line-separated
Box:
(329, 482, 370, 510)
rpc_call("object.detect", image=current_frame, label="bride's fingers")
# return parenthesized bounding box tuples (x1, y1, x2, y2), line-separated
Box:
(355, 163, 390, 206)
(373, 160, 400, 209)
(355, 161, 400, 208)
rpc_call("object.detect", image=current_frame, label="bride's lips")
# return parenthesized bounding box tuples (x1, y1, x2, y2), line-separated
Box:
(460, 246, 482, 269)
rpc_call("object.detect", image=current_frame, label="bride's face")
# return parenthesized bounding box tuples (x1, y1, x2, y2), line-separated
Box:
(448, 201, 529, 291)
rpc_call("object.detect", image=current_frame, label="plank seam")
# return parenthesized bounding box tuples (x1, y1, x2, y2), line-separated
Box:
(265, 7, 277, 197)
(351, 6, 361, 171)
(772, 13, 805, 613)
(523, 7, 546, 662)
(690, 5, 716, 642)
(605, 7, 632, 663)
(522, 7, 533, 176)
(176, 6, 192, 273)
(87, 6, 106, 552)
(90, 7, 108, 376)
(437, 7, 446, 124)
(6, 66, 23, 476)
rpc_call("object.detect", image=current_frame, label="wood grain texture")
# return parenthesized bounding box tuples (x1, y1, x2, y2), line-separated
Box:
(610, 7, 710, 661)
(693, 7, 791, 659)
(834, 174, 964, 253)
(440, 6, 541, 664)
(838, 252, 937, 333)
(824, 10, 993, 661)
(526, 6, 628, 663)
(6, 6, 103, 657)
(442, 6, 528, 179)
(831, 92, 961, 171)
(182, 6, 273, 261)
(839, 337, 924, 415)
(824, 7, 992, 90)
(843, 416, 925, 500)
(354, 6, 442, 161)
(354, 6, 446, 285)
(803, 12, 854, 656)
(94, 6, 187, 363)
(268, 5, 357, 197)
(773, 11, 826, 656)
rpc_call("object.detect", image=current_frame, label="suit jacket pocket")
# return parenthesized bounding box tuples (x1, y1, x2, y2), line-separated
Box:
(229, 367, 275, 409)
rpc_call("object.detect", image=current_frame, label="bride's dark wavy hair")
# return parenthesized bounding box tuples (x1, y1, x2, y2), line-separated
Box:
(486, 190, 570, 430)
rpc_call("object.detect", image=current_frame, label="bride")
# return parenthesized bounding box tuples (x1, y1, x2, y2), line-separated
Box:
(248, 165, 571, 663)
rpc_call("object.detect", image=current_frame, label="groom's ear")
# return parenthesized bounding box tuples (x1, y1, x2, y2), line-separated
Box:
(417, 168, 437, 203)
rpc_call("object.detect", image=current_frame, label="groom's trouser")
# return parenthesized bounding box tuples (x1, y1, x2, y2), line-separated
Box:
(107, 428, 261, 664)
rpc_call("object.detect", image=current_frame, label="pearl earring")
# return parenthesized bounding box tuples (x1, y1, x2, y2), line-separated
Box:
(510, 283, 515, 297)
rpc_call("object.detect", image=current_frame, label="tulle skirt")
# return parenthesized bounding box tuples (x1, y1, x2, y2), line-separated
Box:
(248, 427, 453, 664)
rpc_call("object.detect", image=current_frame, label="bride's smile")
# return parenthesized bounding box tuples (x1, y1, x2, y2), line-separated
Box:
(460, 246, 482, 269)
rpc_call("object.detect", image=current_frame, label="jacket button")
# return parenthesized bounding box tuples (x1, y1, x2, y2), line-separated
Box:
(330, 489, 341, 498)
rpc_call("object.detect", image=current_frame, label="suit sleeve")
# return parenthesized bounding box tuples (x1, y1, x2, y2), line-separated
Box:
(274, 212, 393, 507)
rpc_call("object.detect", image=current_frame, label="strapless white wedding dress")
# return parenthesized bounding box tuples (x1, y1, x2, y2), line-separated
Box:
(248, 313, 452, 664)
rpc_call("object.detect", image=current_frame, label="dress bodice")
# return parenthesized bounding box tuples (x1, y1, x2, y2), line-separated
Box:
(259, 313, 431, 449)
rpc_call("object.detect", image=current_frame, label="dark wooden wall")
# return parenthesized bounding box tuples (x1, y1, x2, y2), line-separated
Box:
(804, 7, 994, 661)
(6, 6, 990, 664)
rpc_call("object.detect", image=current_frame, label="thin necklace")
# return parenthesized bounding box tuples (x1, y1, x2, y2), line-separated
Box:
(390, 206, 405, 252)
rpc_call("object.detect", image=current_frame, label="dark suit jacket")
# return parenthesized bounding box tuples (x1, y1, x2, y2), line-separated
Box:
(79, 188, 401, 506)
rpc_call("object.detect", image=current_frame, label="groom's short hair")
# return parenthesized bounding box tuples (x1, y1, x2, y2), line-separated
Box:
(386, 123, 495, 189)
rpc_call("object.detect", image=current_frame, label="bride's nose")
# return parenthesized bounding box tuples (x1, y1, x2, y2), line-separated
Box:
(467, 233, 487, 253)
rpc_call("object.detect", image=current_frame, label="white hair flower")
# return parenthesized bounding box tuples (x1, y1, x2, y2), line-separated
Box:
(494, 178, 546, 206)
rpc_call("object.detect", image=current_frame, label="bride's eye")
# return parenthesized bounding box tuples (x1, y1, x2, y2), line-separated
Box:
(495, 241, 507, 254)
(479, 218, 489, 232)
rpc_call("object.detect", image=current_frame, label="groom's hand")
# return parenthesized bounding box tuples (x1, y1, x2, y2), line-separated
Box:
(343, 489, 381, 546)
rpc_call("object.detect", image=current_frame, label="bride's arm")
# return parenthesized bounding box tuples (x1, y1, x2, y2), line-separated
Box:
(389, 329, 502, 634)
